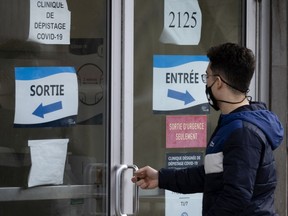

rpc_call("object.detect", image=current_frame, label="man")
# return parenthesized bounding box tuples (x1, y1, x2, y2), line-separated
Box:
(132, 43, 284, 215)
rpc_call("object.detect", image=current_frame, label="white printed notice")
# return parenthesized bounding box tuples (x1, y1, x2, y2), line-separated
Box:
(153, 55, 209, 114)
(166, 191, 203, 216)
(159, 0, 202, 45)
(14, 67, 78, 127)
(165, 153, 203, 216)
(28, 0, 71, 44)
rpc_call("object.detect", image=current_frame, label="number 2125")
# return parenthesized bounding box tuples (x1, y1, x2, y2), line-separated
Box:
(169, 11, 197, 28)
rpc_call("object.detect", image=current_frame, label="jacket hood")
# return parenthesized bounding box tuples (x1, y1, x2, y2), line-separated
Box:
(220, 102, 284, 150)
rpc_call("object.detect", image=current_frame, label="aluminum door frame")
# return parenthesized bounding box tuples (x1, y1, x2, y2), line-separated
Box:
(246, 0, 271, 104)
(110, 0, 136, 216)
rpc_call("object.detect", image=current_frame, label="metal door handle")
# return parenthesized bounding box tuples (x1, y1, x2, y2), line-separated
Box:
(116, 164, 139, 216)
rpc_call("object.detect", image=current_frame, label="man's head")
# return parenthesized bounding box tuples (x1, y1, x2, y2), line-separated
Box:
(207, 43, 255, 94)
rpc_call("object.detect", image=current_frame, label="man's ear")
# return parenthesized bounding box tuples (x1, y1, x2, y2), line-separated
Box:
(215, 76, 223, 89)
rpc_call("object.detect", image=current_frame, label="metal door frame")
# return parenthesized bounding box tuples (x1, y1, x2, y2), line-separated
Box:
(110, 0, 137, 216)
(109, 0, 267, 215)
(246, 0, 271, 104)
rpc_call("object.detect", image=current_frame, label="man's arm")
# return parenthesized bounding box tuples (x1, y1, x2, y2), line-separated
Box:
(158, 165, 205, 194)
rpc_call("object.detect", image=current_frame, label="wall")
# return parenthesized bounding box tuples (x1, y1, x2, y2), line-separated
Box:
(271, 0, 288, 215)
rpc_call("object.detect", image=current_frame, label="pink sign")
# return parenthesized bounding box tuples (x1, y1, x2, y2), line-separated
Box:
(166, 115, 207, 148)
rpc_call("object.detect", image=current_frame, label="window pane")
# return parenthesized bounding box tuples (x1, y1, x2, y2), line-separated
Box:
(134, 0, 244, 215)
(0, 0, 108, 215)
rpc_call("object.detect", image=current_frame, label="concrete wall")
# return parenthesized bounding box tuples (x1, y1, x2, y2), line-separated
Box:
(271, 0, 288, 215)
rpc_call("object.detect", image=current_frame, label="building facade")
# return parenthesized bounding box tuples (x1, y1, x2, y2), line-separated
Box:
(0, 0, 286, 215)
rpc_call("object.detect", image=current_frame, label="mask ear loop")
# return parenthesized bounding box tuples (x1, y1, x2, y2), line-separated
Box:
(244, 89, 252, 102)
(246, 95, 252, 102)
(216, 88, 251, 105)
(217, 75, 249, 94)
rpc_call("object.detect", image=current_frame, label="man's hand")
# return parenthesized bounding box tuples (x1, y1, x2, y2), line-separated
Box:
(131, 166, 159, 189)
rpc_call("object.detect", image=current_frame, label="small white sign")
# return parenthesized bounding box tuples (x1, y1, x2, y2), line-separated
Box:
(159, 0, 202, 45)
(14, 66, 78, 127)
(28, 0, 71, 44)
(165, 191, 203, 216)
(153, 55, 209, 113)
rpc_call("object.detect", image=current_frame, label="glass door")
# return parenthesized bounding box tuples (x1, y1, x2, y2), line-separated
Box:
(133, 0, 256, 215)
(0, 0, 109, 215)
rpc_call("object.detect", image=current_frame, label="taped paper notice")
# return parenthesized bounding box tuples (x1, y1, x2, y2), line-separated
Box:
(166, 191, 203, 216)
(28, 0, 71, 44)
(14, 66, 78, 127)
(165, 152, 203, 216)
(166, 115, 207, 148)
(28, 139, 68, 187)
(153, 55, 209, 114)
(159, 0, 202, 45)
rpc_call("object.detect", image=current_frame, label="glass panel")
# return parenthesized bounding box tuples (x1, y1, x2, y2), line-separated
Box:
(0, 0, 108, 215)
(134, 0, 244, 215)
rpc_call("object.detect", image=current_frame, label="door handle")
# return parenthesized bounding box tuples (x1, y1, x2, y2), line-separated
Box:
(116, 164, 139, 216)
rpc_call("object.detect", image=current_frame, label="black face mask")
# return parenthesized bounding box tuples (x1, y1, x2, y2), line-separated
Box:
(205, 81, 220, 111)
(205, 79, 249, 111)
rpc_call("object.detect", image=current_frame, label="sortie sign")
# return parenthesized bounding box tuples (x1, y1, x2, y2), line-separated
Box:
(14, 66, 78, 127)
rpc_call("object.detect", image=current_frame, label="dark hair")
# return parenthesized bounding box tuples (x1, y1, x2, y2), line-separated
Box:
(207, 43, 255, 93)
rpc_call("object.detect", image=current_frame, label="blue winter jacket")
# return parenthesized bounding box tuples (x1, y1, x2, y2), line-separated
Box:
(159, 102, 284, 215)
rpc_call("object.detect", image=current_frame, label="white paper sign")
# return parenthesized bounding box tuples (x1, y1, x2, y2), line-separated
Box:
(14, 66, 78, 127)
(153, 55, 209, 113)
(165, 191, 203, 216)
(28, 139, 69, 187)
(159, 0, 202, 45)
(28, 0, 71, 44)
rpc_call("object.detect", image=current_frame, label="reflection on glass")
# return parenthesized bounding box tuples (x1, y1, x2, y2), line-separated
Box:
(134, 0, 243, 215)
(0, 0, 108, 215)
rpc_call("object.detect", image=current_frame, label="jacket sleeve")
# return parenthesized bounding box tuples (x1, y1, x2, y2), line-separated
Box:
(158, 165, 205, 194)
(206, 127, 263, 215)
